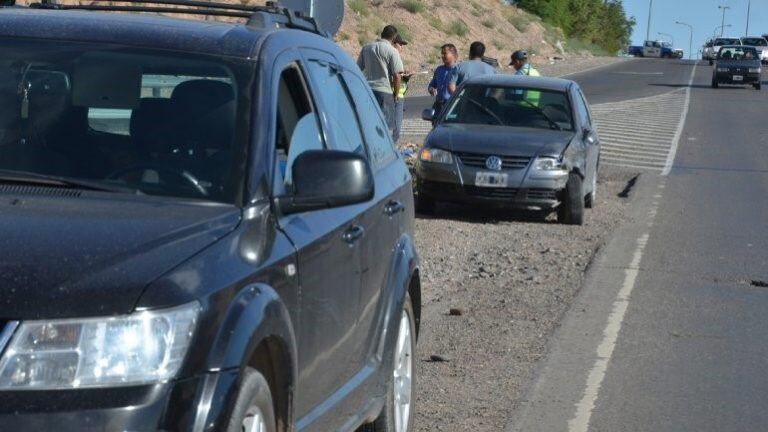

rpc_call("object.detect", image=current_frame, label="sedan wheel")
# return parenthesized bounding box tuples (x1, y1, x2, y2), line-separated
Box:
(557, 173, 585, 225)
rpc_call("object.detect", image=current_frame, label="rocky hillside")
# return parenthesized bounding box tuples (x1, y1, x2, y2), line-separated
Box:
(336, 0, 601, 73)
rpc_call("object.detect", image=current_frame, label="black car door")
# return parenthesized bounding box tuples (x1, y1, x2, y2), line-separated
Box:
(342, 69, 408, 361)
(268, 51, 365, 423)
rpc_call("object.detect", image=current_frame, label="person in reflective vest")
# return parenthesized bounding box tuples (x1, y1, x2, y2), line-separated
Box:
(509, 50, 541, 106)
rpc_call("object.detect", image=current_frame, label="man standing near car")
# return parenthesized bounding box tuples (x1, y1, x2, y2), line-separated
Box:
(448, 41, 496, 94)
(357, 25, 404, 131)
(509, 50, 541, 105)
(427, 43, 457, 115)
(392, 34, 412, 143)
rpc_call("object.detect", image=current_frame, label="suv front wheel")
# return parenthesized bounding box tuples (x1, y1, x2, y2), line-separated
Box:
(363, 293, 416, 432)
(226, 368, 277, 432)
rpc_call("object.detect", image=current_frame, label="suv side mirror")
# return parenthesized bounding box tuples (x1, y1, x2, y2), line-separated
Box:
(276, 150, 374, 215)
(421, 108, 436, 122)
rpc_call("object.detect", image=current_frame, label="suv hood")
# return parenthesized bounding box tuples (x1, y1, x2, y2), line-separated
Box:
(429, 123, 575, 157)
(0, 194, 241, 319)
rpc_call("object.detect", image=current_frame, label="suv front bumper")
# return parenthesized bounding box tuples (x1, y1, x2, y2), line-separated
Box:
(416, 160, 567, 210)
(0, 370, 239, 431)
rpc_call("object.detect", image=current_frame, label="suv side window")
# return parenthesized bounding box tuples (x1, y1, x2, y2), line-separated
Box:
(343, 71, 397, 170)
(305, 59, 366, 156)
(274, 64, 324, 193)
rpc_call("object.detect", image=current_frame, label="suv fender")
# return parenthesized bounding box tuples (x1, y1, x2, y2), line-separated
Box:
(199, 283, 298, 430)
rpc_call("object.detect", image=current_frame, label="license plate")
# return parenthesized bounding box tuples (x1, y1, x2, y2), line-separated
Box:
(475, 172, 509, 187)
(733, 75, 743, 81)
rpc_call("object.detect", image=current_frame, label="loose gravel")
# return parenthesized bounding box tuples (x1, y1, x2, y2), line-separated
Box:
(411, 167, 639, 431)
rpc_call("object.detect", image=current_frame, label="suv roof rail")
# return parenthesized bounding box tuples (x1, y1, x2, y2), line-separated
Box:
(25, 0, 340, 38)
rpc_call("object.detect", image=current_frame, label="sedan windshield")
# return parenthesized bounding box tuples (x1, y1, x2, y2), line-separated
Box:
(0, 38, 253, 203)
(718, 46, 758, 60)
(443, 85, 574, 131)
(741, 37, 768, 46)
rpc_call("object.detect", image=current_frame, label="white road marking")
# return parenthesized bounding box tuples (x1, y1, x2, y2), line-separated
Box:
(661, 62, 698, 175)
(592, 88, 690, 172)
(568, 232, 652, 432)
(610, 72, 664, 75)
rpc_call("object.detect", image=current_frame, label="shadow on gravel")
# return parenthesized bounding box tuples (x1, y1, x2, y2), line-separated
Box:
(617, 174, 640, 198)
(417, 204, 554, 225)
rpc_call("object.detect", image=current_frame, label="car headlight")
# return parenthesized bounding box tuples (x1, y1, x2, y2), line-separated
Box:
(419, 148, 453, 164)
(0, 302, 199, 390)
(749, 68, 762, 73)
(716, 67, 730, 72)
(533, 157, 564, 171)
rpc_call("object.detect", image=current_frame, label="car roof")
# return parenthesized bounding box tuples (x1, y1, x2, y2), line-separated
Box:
(463, 74, 574, 92)
(0, 7, 265, 58)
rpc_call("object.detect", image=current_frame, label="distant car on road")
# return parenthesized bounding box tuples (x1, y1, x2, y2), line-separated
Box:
(416, 75, 600, 225)
(740, 36, 768, 64)
(707, 38, 742, 65)
(702, 39, 715, 61)
(711, 45, 762, 90)
(641, 40, 675, 58)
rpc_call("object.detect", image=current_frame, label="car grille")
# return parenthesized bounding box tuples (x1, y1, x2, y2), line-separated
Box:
(526, 189, 558, 200)
(464, 186, 519, 199)
(455, 152, 531, 170)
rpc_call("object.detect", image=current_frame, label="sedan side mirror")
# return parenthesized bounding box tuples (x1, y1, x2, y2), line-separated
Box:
(582, 127, 595, 144)
(421, 108, 436, 122)
(276, 150, 374, 215)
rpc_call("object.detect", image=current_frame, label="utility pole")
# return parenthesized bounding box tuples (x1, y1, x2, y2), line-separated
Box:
(714, 24, 732, 40)
(645, 0, 654, 41)
(676, 21, 693, 61)
(718, 5, 730, 37)
(746, 0, 752, 36)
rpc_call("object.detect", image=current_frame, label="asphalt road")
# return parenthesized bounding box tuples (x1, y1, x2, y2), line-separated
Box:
(402, 58, 696, 119)
(509, 61, 768, 431)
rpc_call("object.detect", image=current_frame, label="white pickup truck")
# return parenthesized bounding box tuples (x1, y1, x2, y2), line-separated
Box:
(740, 36, 768, 64)
(706, 37, 741, 64)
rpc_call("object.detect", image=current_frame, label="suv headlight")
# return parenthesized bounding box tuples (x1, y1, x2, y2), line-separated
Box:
(533, 157, 564, 171)
(419, 148, 453, 164)
(0, 302, 199, 390)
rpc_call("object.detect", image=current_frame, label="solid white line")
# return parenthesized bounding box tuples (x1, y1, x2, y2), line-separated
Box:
(610, 71, 665, 75)
(602, 141, 671, 151)
(558, 59, 629, 78)
(601, 147, 670, 157)
(602, 161, 664, 170)
(661, 62, 698, 176)
(568, 233, 651, 432)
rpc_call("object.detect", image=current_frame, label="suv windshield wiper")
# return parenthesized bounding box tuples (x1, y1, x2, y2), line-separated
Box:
(0, 169, 140, 194)
(518, 99, 563, 131)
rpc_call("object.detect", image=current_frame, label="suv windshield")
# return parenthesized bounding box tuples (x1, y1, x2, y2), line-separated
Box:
(443, 85, 574, 131)
(0, 38, 253, 203)
(740, 37, 768, 46)
(718, 46, 758, 60)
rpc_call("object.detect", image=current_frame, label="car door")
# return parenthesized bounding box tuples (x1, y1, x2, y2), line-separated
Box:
(342, 69, 408, 362)
(574, 87, 599, 188)
(267, 52, 365, 423)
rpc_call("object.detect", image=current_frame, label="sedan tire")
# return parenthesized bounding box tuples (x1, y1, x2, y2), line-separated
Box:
(226, 368, 277, 432)
(362, 293, 416, 432)
(755, 83, 762, 91)
(557, 173, 585, 226)
(415, 191, 436, 216)
(711, 79, 719, 89)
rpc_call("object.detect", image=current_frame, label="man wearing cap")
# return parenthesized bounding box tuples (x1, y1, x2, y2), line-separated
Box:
(391, 34, 413, 143)
(509, 50, 541, 106)
(357, 25, 405, 130)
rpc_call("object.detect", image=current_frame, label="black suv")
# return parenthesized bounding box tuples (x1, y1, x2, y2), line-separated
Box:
(0, 2, 420, 431)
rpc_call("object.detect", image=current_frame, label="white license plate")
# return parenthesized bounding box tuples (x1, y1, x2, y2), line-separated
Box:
(475, 172, 509, 187)
(733, 75, 743, 81)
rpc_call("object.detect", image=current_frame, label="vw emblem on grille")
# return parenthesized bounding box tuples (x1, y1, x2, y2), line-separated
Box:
(485, 156, 503, 171)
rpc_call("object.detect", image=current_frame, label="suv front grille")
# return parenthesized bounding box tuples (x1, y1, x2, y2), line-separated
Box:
(456, 152, 531, 170)
(465, 186, 519, 199)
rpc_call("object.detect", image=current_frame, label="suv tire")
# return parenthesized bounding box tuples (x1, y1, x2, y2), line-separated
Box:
(415, 191, 436, 216)
(557, 173, 585, 225)
(226, 368, 277, 432)
(362, 293, 416, 432)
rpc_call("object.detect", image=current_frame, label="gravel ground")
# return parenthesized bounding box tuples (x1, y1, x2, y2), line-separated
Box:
(411, 167, 640, 431)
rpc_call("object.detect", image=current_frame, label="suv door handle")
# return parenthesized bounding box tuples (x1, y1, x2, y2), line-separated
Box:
(384, 200, 405, 216)
(342, 225, 365, 244)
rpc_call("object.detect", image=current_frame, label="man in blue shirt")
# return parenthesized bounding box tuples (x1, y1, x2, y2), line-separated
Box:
(448, 41, 496, 94)
(427, 43, 457, 115)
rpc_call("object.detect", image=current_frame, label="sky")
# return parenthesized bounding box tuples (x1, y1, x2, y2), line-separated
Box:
(623, 0, 767, 56)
